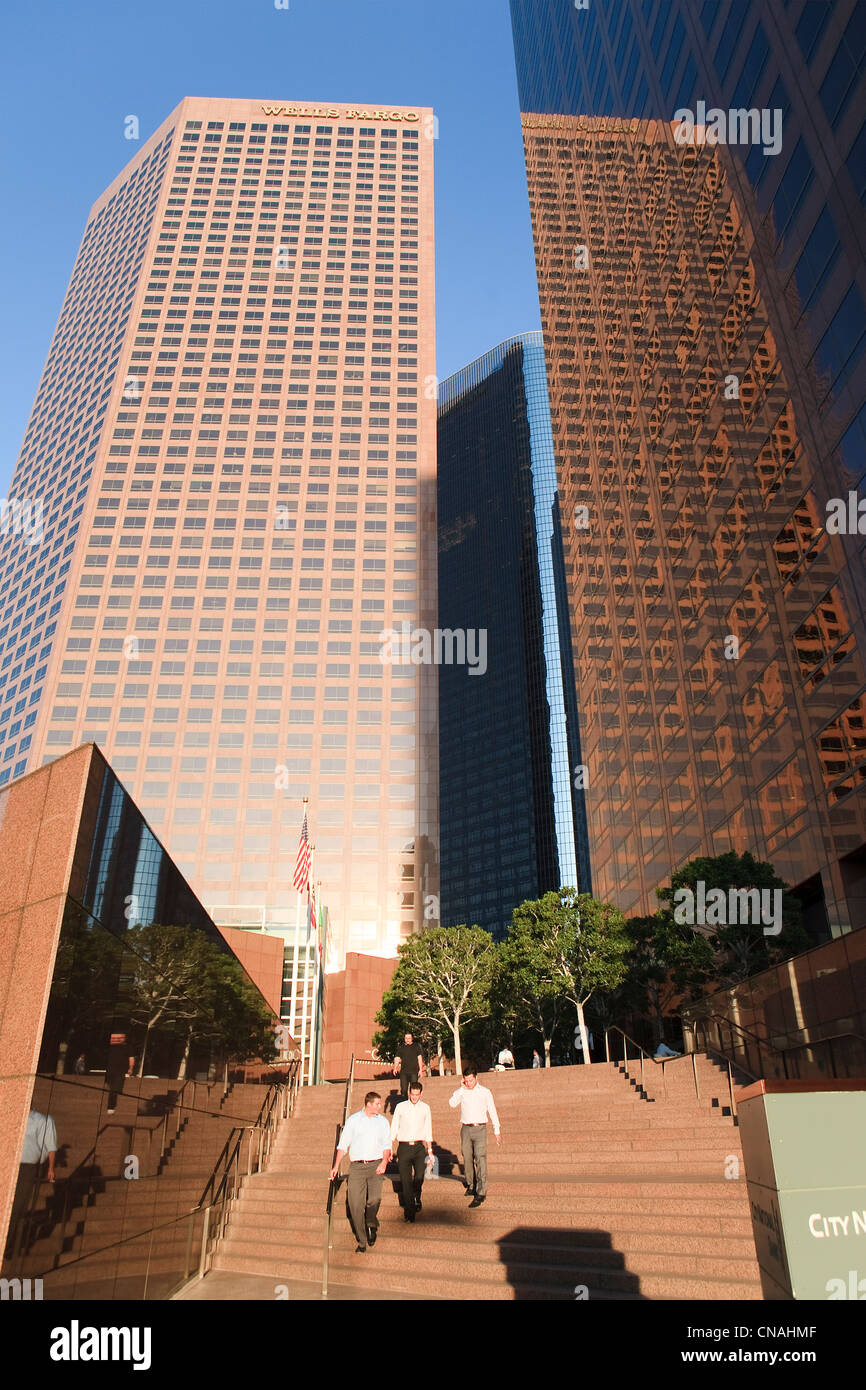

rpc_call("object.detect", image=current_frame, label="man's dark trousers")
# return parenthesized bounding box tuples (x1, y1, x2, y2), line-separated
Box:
(399, 1069, 419, 1100)
(397, 1140, 426, 1210)
(346, 1160, 383, 1245)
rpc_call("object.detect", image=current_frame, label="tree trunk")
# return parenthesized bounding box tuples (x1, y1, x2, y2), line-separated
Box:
(451, 1013, 462, 1077)
(543, 1037, 551, 1068)
(648, 981, 664, 1046)
(436, 1034, 444, 1077)
(576, 1001, 591, 1065)
(177, 1028, 192, 1081)
(137, 1024, 152, 1078)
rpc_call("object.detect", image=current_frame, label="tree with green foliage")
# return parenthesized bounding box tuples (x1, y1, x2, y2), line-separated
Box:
(492, 890, 631, 1065)
(496, 895, 570, 1067)
(548, 890, 632, 1064)
(374, 925, 497, 1076)
(656, 851, 809, 989)
(124, 923, 276, 1077)
(619, 912, 715, 1047)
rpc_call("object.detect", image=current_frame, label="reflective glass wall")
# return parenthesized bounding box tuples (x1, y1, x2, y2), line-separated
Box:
(510, 1, 866, 932)
(683, 923, 866, 1080)
(437, 335, 589, 935)
(1, 745, 285, 1299)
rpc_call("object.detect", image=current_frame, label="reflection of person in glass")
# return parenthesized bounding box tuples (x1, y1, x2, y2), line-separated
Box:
(106, 1032, 135, 1113)
(5, 1110, 57, 1259)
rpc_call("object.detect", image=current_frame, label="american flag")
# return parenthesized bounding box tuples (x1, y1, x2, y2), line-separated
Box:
(293, 810, 311, 892)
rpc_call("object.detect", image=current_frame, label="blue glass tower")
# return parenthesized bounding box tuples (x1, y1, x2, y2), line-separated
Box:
(437, 334, 589, 936)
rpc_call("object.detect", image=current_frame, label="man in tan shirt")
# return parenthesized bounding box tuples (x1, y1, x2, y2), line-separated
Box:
(389, 1080, 433, 1222)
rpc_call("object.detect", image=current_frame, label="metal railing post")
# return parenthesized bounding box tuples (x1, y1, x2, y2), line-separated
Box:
(322, 1054, 355, 1297)
(198, 1206, 211, 1279)
(726, 1059, 737, 1119)
(184, 1209, 195, 1280)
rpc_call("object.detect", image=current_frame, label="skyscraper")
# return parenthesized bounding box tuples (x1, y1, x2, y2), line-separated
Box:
(511, 1, 866, 936)
(0, 98, 439, 994)
(437, 334, 589, 934)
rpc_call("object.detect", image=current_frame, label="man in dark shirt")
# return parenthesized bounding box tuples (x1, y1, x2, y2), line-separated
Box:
(105, 1032, 135, 1113)
(392, 1032, 425, 1100)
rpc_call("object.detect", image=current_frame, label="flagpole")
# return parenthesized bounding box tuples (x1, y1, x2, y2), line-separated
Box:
(300, 844, 314, 1085)
(289, 796, 307, 1042)
(311, 877, 323, 1084)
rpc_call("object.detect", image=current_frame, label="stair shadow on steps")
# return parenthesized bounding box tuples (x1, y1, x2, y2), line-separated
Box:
(496, 1227, 645, 1300)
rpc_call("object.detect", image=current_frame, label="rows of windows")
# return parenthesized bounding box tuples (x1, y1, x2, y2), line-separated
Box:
(0, 133, 175, 783)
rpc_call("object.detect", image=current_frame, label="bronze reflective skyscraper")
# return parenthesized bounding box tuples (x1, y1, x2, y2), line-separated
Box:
(511, 1, 866, 936)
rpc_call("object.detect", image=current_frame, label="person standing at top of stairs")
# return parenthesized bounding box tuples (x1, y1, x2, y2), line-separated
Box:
(393, 1032, 426, 1100)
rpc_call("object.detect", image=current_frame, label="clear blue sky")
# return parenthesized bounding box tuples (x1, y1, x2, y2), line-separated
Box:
(0, 0, 541, 493)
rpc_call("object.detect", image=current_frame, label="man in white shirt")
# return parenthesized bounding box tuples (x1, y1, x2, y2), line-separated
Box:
(496, 1046, 515, 1070)
(448, 1067, 501, 1208)
(330, 1091, 391, 1253)
(389, 1080, 433, 1223)
(6, 1110, 57, 1260)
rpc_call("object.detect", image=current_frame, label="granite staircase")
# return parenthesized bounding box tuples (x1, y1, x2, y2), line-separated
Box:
(209, 1058, 763, 1300)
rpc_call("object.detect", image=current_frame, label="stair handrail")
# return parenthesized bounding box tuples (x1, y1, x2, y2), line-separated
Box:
(693, 1013, 866, 1082)
(605, 1025, 724, 1101)
(196, 1061, 299, 1211)
(8, 1195, 211, 1297)
(193, 1064, 299, 1278)
(690, 1011, 815, 1056)
(194, 1061, 297, 1239)
(322, 1052, 355, 1297)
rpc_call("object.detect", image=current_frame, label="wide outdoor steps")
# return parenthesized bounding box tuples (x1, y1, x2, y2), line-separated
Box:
(209, 1059, 763, 1300)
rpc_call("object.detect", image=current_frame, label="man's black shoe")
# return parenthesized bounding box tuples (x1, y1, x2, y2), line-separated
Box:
(468, 1196, 485, 1208)
(354, 1243, 366, 1253)
(366, 1225, 378, 1246)
(404, 1209, 415, 1223)
(415, 1200, 422, 1212)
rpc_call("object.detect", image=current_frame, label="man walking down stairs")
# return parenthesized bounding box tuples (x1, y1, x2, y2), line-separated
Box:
(448, 1067, 501, 1209)
(329, 1092, 391, 1254)
(206, 1058, 764, 1300)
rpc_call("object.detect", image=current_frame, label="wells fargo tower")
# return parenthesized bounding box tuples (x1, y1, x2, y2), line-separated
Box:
(0, 97, 438, 972)
(511, 1, 866, 937)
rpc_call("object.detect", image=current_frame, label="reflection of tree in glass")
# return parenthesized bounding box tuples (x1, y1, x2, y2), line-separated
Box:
(124, 923, 275, 1078)
(45, 907, 124, 1065)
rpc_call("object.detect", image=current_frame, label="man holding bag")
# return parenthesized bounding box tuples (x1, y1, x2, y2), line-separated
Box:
(390, 1080, 434, 1222)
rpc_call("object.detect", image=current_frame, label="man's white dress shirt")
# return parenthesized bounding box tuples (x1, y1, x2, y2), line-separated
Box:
(21, 1112, 57, 1164)
(337, 1109, 391, 1161)
(390, 1099, 433, 1147)
(448, 1083, 500, 1135)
